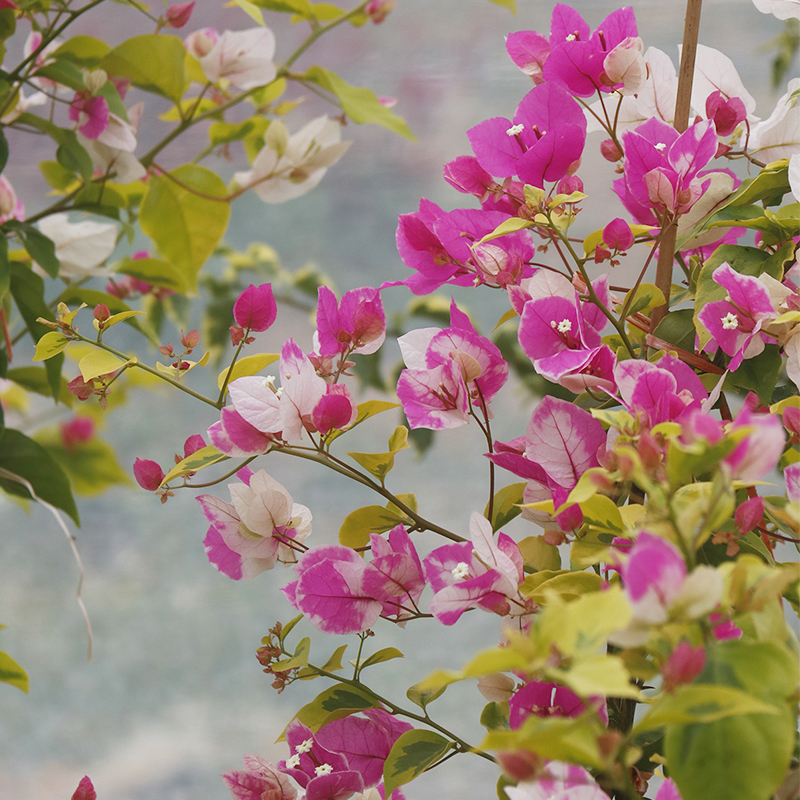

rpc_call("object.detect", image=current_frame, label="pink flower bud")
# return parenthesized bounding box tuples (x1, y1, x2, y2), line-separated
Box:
(233, 283, 277, 332)
(497, 749, 545, 783)
(132, 250, 149, 260)
(600, 138, 622, 162)
(60, 416, 95, 453)
(93, 303, 111, 323)
(365, 0, 396, 23)
(165, 1, 194, 28)
(0, 176, 22, 222)
(705, 90, 746, 137)
(182, 433, 206, 458)
(71, 776, 97, 800)
(735, 495, 764, 533)
(134, 458, 165, 492)
(556, 175, 584, 195)
(603, 217, 634, 251)
(662, 641, 706, 692)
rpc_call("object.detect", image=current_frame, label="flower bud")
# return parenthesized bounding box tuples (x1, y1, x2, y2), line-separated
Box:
(233, 283, 277, 332)
(181, 328, 200, 349)
(134, 458, 165, 491)
(166, 1, 195, 28)
(184, 28, 218, 60)
(93, 303, 111, 323)
(60, 416, 94, 453)
(600, 138, 622, 162)
(662, 641, 706, 692)
(365, 0, 396, 23)
(556, 175, 583, 195)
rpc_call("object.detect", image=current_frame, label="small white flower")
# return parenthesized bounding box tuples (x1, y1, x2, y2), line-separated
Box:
(566, 33, 577, 41)
(275, 386, 284, 398)
(721, 312, 739, 330)
(557, 319, 572, 334)
(506, 123, 524, 136)
(550, 320, 557, 328)
(451, 562, 471, 580)
(654, 142, 667, 152)
(315, 764, 334, 777)
(296, 738, 314, 754)
(285, 754, 301, 769)
(261, 375, 277, 389)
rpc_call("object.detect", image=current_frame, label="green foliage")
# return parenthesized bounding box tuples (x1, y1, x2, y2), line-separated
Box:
(485, 482, 526, 531)
(304, 66, 416, 140)
(338, 497, 416, 548)
(288, 683, 382, 735)
(101, 35, 187, 104)
(383, 730, 453, 798)
(666, 641, 797, 800)
(139, 166, 231, 293)
(0, 648, 29, 693)
(0, 428, 79, 524)
(347, 426, 410, 482)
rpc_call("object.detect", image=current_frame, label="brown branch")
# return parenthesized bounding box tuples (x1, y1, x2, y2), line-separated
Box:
(650, 0, 704, 333)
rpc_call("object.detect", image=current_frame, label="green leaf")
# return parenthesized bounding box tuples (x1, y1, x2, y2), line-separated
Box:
(726, 344, 783, 406)
(32, 59, 86, 91)
(39, 160, 79, 191)
(101, 34, 187, 103)
(665, 640, 797, 800)
(33, 331, 70, 361)
(480, 701, 510, 731)
(160, 444, 227, 485)
(139, 165, 230, 293)
(208, 117, 264, 147)
(0, 428, 79, 524)
(0, 127, 8, 174)
(217, 353, 279, 391)
(338, 504, 406, 548)
(8, 222, 59, 278)
(304, 66, 415, 140)
(0, 650, 29, 693)
(518, 535, 561, 571)
(5, 367, 73, 406)
(477, 216, 533, 244)
(36, 428, 130, 496)
(620, 283, 664, 318)
(485, 482, 525, 532)
(347, 425, 409, 481)
(288, 684, 381, 736)
(114, 256, 190, 294)
(78, 350, 129, 381)
(250, 0, 313, 15)
(651, 308, 695, 352)
(320, 644, 347, 672)
(272, 637, 310, 671)
(486, 0, 517, 11)
(383, 730, 453, 798)
(359, 647, 403, 670)
(58, 287, 155, 343)
(231, 0, 265, 24)
(635, 685, 780, 733)
(54, 35, 111, 67)
(722, 159, 791, 208)
(0, 234, 8, 304)
(406, 679, 447, 711)
(9, 263, 63, 400)
(327, 399, 399, 443)
(56, 130, 93, 180)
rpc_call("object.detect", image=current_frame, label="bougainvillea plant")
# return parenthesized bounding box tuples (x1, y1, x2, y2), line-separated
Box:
(1, 0, 798, 799)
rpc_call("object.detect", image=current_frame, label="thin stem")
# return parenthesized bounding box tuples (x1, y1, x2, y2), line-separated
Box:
(276, 445, 465, 542)
(308, 662, 496, 764)
(217, 329, 250, 405)
(71, 332, 220, 409)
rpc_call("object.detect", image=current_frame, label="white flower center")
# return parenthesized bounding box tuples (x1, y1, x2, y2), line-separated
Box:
(557, 319, 572, 334)
(566, 33, 577, 41)
(315, 764, 334, 776)
(451, 562, 471, 580)
(506, 123, 524, 136)
(261, 375, 276, 389)
(721, 312, 739, 330)
(275, 386, 284, 398)
(285, 754, 301, 769)
(654, 142, 667, 152)
(296, 738, 314, 754)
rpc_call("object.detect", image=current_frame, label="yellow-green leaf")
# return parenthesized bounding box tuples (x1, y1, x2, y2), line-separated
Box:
(0, 650, 29, 693)
(383, 730, 453, 799)
(78, 350, 129, 381)
(160, 444, 227, 486)
(217, 353, 279, 391)
(304, 66, 415, 140)
(33, 331, 69, 361)
(139, 165, 231, 294)
(327, 399, 399, 442)
(478, 216, 533, 244)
